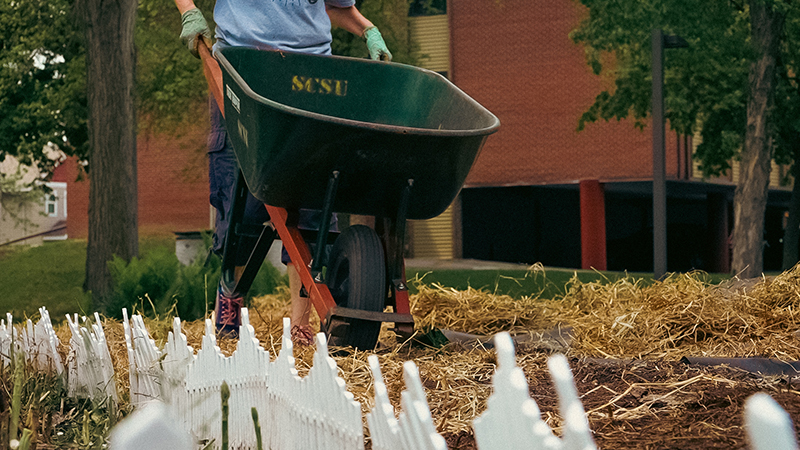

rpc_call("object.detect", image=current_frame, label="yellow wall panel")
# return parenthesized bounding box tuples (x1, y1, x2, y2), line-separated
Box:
(410, 204, 454, 259)
(407, 14, 454, 259)
(409, 15, 450, 73)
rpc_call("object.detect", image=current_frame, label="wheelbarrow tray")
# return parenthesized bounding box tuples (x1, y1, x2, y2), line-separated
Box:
(217, 47, 499, 220)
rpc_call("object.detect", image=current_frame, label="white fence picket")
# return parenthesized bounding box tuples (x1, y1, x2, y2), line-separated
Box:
(161, 317, 195, 425)
(121, 309, 139, 406)
(223, 309, 271, 449)
(366, 354, 402, 450)
(0, 313, 17, 368)
(398, 361, 448, 450)
(183, 318, 227, 445)
(302, 332, 364, 450)
(266, 317, 303, 450)
(473, 333, 596, 450)
(547, 354, 596, 450)
(473, 332, 561, 450)
(745, 393, 799, 450)
(22, 318, 34, 364)
(123, 309, 163, 406)
(176, 309, 272, 449)
(34, 307, 64, 376)
(9, 306, 800, 450)
(66, 313, 117, 402)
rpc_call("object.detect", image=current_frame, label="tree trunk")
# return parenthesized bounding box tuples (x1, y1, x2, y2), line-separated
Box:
(731, 0, 784, 278)
(782, 159, 800, 270)
(79, 0, 139, 310)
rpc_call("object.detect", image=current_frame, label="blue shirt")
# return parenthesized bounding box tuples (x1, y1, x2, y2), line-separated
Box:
(213, 0, 355, 55)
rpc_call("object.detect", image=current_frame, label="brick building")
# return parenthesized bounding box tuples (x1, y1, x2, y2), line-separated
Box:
(435, 0, 791, 273)
(63, 0, 792, 273)
(64, 121, 211, 239)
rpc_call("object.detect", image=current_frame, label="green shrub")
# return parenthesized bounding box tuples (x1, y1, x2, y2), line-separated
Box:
(166, 261, 216, 320)
(250, 258, 285, 298)
(107, 247, 180, 319)
(108, 238, 287, 321)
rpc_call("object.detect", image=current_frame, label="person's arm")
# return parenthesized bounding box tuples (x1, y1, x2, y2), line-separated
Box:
(175, 0, 197, 15)
(325, 5, 373, 36)
(326, 4, 392, 61)
(175, 0, 212, 57)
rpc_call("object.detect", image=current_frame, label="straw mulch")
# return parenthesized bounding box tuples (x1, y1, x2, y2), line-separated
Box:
(411, 266, 800, 360)
(53, 266, 800, 449)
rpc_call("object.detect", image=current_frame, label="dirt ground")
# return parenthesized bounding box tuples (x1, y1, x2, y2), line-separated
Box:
(83, 271, 800, 450)
(440, 355, 800, 450)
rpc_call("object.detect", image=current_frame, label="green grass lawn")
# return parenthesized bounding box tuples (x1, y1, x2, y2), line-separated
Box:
(0, 237, 730, 322)
(0, 240, 91, 321)
(0, 237, 175, 321)
(406, 267, 637, 299)
(405, 267, 730, 299)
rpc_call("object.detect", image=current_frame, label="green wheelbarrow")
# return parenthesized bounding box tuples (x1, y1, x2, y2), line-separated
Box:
(200, 44, 499, 349)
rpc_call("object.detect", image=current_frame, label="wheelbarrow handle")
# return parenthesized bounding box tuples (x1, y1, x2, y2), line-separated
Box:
(197, 36, 226, 118)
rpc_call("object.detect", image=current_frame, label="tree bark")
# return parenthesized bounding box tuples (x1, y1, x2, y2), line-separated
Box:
(731, 0, 784, 278)
(79, 0, 139, 310)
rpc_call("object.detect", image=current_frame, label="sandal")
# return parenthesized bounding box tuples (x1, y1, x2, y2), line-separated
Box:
(291, 324, 315, 347)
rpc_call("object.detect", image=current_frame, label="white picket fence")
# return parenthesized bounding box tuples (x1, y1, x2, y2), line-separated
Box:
(1, 307, 798, 450)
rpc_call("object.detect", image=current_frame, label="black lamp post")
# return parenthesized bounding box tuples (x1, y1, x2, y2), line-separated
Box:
(652, 29, 688, 280)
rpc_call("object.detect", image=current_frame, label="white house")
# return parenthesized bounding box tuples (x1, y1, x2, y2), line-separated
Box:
(0, 153, 68, 246)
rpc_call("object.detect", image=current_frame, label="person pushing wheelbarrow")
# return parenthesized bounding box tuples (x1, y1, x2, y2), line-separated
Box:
(174, 0, 392, 346)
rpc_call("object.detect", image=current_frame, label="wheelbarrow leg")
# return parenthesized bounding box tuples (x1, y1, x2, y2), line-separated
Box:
(232, 223, 278, 296)
(265, 205, 338, 325)
(383, 179, 415, 340)
(310, 171, 340, 281)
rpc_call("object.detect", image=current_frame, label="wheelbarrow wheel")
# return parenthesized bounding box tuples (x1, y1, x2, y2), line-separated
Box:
(326, 224, 386, 350)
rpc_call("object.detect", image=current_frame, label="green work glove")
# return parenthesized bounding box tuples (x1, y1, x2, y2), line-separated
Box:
(180, 7, 212, 58)
(364, 26, 392, 61)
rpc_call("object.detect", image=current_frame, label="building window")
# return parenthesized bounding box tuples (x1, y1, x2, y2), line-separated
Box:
(409, 0, 446, 16)
(45, 194, 57, 217)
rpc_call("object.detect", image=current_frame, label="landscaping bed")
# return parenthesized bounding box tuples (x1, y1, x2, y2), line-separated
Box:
(7, 264, 800, 448)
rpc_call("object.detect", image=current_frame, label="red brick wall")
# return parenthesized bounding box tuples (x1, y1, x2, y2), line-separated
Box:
(451, 0, 679, 187)
(65, 120, 211, 238)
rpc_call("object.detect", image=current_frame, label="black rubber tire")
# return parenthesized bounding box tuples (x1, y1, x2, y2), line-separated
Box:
(326, 225, 386, 349)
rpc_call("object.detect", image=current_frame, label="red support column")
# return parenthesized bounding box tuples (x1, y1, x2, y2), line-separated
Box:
(707, 193, 730, 274)
(580, 179, 607, 270)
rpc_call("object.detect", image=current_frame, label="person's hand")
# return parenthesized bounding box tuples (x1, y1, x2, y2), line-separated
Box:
(364, 26, 392, 61)
(180, 8, 212, 58)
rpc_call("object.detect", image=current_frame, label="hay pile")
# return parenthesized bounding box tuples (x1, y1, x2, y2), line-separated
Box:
(411, 267, 800, 360)
(53, 266, 800, 448)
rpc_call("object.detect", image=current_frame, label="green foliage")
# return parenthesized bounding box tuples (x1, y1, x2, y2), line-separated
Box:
(166, 260, 214, 320)
(572, 0, 800, 178)
(773, 6, 800, 167)
(331, 0, 417, 64)
(107, 239, 287, 320)
(52, 399, 117, 449)
(569, 0, 765, 177)
(0, 237, 286, 322)
(2, 350, 68, 448)
(2, 0, 429, 175)
(108, 247, 180, 318)
(0, 0, 87, 171)
(136, 0, 216, 131)
(0, 172, 47, 230)
(251, 408, 263, 450)
(221, 381, 230, 450)
(10, 352, 24, 441)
